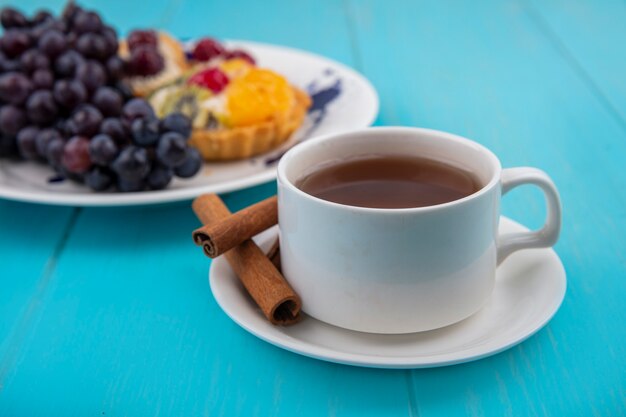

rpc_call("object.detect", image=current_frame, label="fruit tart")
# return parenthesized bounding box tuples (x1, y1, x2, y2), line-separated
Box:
(119, 30, 188, 98)
(148, 45, 311, 161)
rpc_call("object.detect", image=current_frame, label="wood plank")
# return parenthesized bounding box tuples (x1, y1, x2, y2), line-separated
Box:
(0, 1, 412, 416)
(527, 0, 626, 122)
(0, 183, 412, 416)
(0, 202, 75, 385)
(347, 0, 626, 415)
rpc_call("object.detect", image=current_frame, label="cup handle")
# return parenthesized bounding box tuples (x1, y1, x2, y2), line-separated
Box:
(497, 167, 562, 265)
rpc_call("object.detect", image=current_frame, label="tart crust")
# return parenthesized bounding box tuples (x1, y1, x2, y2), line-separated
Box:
(189, 87, 311, 161)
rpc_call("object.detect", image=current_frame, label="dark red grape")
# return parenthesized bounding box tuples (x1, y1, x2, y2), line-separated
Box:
(54, 118, 71, 138)
(16, 126, 40, 160)
(32, 10, 54, 26)
(0, 72, 33, 105)
(127, 46, 164, 76)
(62, 2, 83, 23)
(75, 60, 106, 92)
(92, 86, 123, 117)
(63, 170, 86, 183)
(160, 112, 191, 138)
(38, 29, 67, 59)
(35, 128, 62, 158)
(224, 49, 256, 65)
(72, 10, 103, 34)
(19, 49, 50, 73)
(121, 98, 155, 126)
(1, 29, 32, 58)
(32, 69, 54, 89)
(100, 117, 128, 145)
(85, 166, 114, 191)
(114, 81, 133, 101)
(127, 30, 158, 51)
(1, 7, 28, 29)
(45, 136, 65, 167)
(53, 79, 87, 109)
(65, 31, 78, 47)
(111, 146, 150, 180)
(192, 38, 225, 61)
(131, 117, 160, 146)
(89, 133, 118, 165)
(105, 56, 125, 79)
(0, 105, 26, 135)
(147, 164, 173, 189)
(0, 54, 20, 72)
(54, 50, 84, 78)
(68, 104, 102, 137)
(101, 26, 118, 56)
(174, 147, 202, 178)
(62, 136, 92, 173)
(76, 33, 109, 61)
(31, 18, 66, 42)
(26, 90, 58, 125)
(156, 132, 187, 167)
(0, 134, 17, 157)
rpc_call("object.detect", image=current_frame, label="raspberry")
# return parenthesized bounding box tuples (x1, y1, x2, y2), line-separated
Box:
(128, 46, 164, 76)
(127, 30, 158, 51)
(191, 38, 224, 61)
(187, 68, 229, 93)
(224, 49, 255, 65)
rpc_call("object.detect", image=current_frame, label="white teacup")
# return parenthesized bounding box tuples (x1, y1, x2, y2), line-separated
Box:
(277, 127, 561, 334)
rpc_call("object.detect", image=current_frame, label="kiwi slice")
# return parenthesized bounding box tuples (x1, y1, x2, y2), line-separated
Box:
(149, 84, 213, 128)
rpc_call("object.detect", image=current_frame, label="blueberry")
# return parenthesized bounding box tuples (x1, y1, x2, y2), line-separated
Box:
(121, 98, 155, 127)
(117, 177, 145, 192)
(0, 105, 26, 135)
(100, 117, 129, 145)
(85, 166, 114, 191)
(156, 132, 187, 167)
(45, 136, 65, 167)
(147, 164, 173, 190)
(26, 90, 59, 125)
(160, 112, 192, 138)
(111, 146, 151, 180)
(69, 104, 102, 137)
(174, 147, 202, 178)
(131, 116, 160, 147)
(89, 134, 118, 165)
(92, 86, 123, 117)
(16, 126, 40, 160)
(54, 50, 84, 78)
(35, 128, 62, 159)
(0, 72, 33, 105)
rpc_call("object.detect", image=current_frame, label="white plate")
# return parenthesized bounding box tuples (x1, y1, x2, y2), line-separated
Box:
(209, 217, 566, 368)
(0, 41, 378, 206)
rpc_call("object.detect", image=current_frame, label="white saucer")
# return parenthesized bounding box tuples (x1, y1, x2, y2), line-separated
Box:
(208, 217, 566, 368)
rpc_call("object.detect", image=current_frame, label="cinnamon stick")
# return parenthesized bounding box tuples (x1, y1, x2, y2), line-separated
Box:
(192, 194, 300, 325)
(192, 196, 278, 258)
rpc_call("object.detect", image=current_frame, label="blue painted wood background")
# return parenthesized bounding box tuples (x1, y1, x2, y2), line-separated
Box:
(1, 0, 625, 416)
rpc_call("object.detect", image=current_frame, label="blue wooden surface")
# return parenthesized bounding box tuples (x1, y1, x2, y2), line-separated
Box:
(1, 0, 625, 416)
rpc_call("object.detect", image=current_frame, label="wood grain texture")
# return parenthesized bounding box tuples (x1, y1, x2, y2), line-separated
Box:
(0, 1, 412, 416)
(1, 0, 625, 416)
(0, 202, 75, 388)
(527, 0, 626, 123)
(347, 0, 626, 415)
